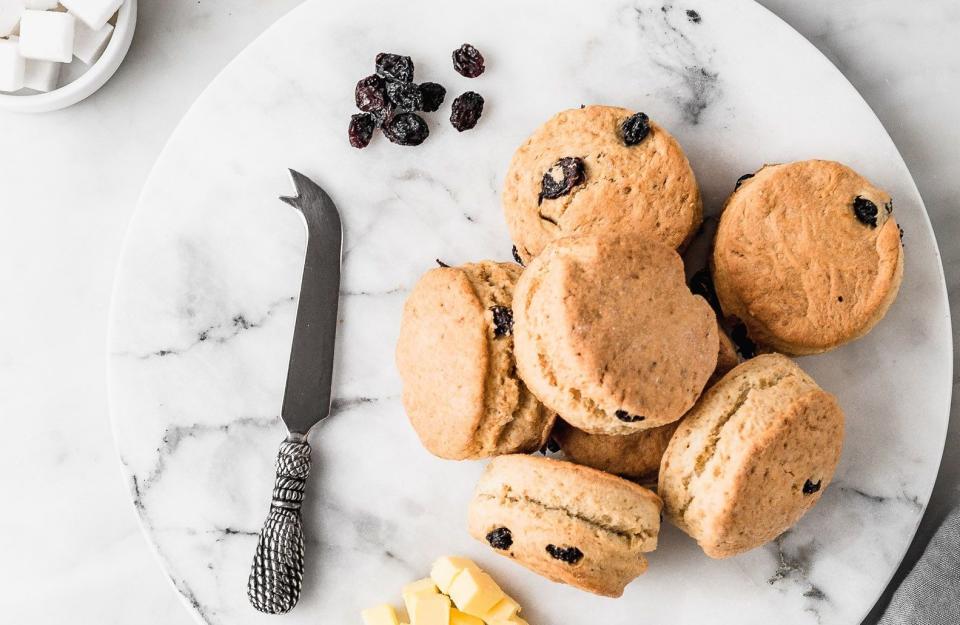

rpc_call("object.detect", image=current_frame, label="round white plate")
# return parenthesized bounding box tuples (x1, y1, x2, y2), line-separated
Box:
(108, 1, 952, 624)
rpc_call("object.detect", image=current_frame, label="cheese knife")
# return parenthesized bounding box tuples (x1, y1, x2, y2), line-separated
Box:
(247, 169, 343, 615)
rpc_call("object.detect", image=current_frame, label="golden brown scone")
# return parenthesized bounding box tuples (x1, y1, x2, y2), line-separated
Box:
(502, 105, 702, 263)
(468, 454, 661, 597)
(513, 233, 718, 435)
(658, 354, 844, 558)
(554, 329, 740, 481)
(713, 160, 903, 355)
(396, 261, 553, 460)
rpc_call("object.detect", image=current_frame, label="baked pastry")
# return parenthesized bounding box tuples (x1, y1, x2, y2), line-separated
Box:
(468, 454, 661, 597)
(554, 329, 739, 481)
(658, 353, 844, 558)
(396, 261, 553, 459)
(513, 233, 718, 435)
(502, 105, 702, 263)
(712, 160, 903, 355)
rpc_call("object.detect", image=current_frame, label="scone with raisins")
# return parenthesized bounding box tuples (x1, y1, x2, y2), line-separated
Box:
(396, 261, 553, 460)
(513, 233, 718, 435)
(713, 159, 903, 355)
(658, 354, 844, 558)
(502, 105, 702, 264)
(468, 454, 661, 597)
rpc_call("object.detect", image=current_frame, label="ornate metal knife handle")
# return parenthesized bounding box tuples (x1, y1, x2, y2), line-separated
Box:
(247, 435, 312, 614)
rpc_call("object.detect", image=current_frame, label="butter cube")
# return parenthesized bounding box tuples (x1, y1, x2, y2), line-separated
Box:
(449, 608, 484, 625)
(19, 10, 74, 62)
(60, 0, 122, 30)
(448, 568, 504, 617)
(0, 36, 24, 92)
(407, 593, 450, 625)
(430, 556, 479, 594)
(402, 577, 438, 616)
(482, 596, 520, 623)
(504, 617, 529, 625)
(362, 604, 401, 625)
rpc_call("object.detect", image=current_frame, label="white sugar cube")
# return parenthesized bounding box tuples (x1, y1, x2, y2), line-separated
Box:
(60, 0, 122, 30)
(72, 16, 110, 63)
(24, 57, 59, 91)
(0, 36, 25, 91)
(0, 0, 22, 37)
(19, 10, 74, 62)
(24, 0, 60, 9)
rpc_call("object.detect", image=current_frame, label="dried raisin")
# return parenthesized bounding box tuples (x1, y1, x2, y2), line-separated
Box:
(802, 479, 822, 495)
(546, 544, 583, 564)
(615, 410, 645, 423)
(450, 91, 484, 131)
(734, 173, 754, 190)
(490, 306, 513, 338)
(386, 80, 423, 112)
(852, 196, 879, 228)
(355, 74, 388, 114)
(375, 52, 414, 82)
(383, 112, 429, 146)
(419, 82, 446, 113)
(452, 43, 485, 78)
(486, 527, 513, 550)
(348, 113, 376, 149)
(512, 245, 524, 266)
(621, 112, 651, 146)
(539, 157, 585, 203)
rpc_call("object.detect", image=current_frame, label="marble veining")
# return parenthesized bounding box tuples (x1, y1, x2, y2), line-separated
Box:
(106, 1, 952, 624)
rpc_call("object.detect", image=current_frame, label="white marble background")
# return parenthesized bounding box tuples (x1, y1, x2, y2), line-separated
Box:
(0, 1, 955, 624)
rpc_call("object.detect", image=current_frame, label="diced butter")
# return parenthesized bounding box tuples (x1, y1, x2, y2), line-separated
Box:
(482, 596, 521, 623)
(362, 604, 401, 625)
(407, 593, 450, 625)
(448, 568, 504, 617)
(430, 557, 480, 594)
(402, 578, 439, 617)
(449, 608, 485, 625)
(503, 617, 529, 625)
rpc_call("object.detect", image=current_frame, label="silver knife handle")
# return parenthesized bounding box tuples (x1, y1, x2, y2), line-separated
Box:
(247, 435, 312, 614)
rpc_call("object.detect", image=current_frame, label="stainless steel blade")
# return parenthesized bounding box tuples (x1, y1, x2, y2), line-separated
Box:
(278, 169, 343, 435)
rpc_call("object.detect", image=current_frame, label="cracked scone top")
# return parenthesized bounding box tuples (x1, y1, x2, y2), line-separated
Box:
(658, 353, 844, 558)
(513, 233, 719, 435)
(712, 160, 904, 355)
(396, 261, 554, 460)
(502, 105, 702, 263)
(468, 454, 662, 597)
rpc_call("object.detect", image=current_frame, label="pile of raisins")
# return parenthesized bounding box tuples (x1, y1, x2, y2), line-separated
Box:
(348, 44, 488, 149)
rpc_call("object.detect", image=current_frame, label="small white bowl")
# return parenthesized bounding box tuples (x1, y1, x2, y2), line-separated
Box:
(0, 0, 137, 114)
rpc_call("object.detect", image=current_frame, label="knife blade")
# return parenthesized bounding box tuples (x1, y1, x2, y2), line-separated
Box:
(247, 169, 342, 615)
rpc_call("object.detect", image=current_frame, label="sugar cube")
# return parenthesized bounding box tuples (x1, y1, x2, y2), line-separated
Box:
(24, 0, 60, 9)
(23, 57, 59, 91)
(72, 16, 110, 63)
(19, 10, 74, 62)
(0, 0, 21, 37)
(0, 35, 24, 91)
(60, 0, 122, 30)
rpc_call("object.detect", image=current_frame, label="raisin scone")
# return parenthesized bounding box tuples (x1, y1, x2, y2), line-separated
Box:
(502, 105, 702, 263)
(396, 261, 553, 460)
(555, 329, 739, 481)
(468, 454, 661, 597)
(658, 354, 844, 558)
(713, 160, 903, 355)
(513, 233, 718, 435)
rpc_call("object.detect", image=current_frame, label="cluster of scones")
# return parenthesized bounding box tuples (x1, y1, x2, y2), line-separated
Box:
(396, 105, 904, 597)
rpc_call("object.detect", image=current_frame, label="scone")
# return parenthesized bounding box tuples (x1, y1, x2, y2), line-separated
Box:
(468, 454, 661, 597)
(658, 353, 844, 558)
(396, 261, 554, 460)
(555, 330, 739, 481)
(513, 233, 719, 435)
(713, 160, 904, 355)
(502, 105, 702, 263)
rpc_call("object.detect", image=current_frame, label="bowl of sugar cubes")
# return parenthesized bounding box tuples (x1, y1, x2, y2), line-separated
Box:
(0, 0, 136, 113)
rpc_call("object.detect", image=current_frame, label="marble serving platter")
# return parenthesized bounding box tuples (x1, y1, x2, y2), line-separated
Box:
(107, 0, 952, 623)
